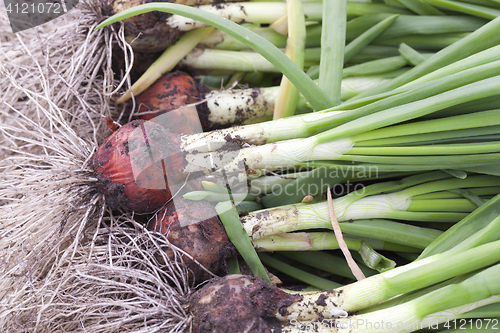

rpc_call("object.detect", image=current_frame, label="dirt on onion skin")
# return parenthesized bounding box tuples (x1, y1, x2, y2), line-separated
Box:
(189, 274, 302, 333)
(136, 71, 215, 131)
(109, 0, 249, 53)
(92, 119, 188, 214)
(109, 0, 183, 53)
(148, 198, 237, 282)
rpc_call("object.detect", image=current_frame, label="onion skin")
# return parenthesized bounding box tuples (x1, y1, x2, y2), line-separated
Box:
(110, 0, 183, 53)
(110, 0, 248, 53)
(148, 198, 237, 282)
(92, 119, 187, 214)
(137, 71, 200, 119)
(136, 71, 212, 132)
(189, 274, 301, 333)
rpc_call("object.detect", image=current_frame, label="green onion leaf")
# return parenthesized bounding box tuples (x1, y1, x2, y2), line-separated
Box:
(419, 193, 500, 258)
(216, 201, 271, 283)
(259, 253, 342, 289)
(358, 242, 396, 273)
(319, 0, 346, 105)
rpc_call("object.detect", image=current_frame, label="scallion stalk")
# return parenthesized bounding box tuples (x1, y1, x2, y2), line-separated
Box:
(351, 15, 500, 99)
(343, 14, 399, 64)
(399, 43, 430, 65)
(276, 240, 500, 321)
(179, 62, 500, 159)
(413, 186, 500, 199)
(333, 264, 500, 333)
(259, 253, 342, 290)
(318, 0, 345, 105)
(117, 27, 214, 103)
(398, 0, 445, 15)
(198, 75, 388, 128)
(423, 0, 500, 19)
(402, 44, 500, 87)
(272, 0, 306, 119)
(347, 14, 484, 42)
(216, 201, 271, 283)
(280, 251, 377, 279)
(342, 55, 410, 78)
(184, 102, 500, 183)
(165, 2, 410, 31)
(240, 175, 500, 240)
(253, 232, 420, 254)
(373, 32, 469, 51)
(419, 193, 500, 258)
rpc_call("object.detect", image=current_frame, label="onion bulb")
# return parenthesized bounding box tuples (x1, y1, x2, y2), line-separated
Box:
(136, 71, 212, 132)
(92, 119, 187, 213)
(148, 198, 236, 282)
(189, 274, 300, 332)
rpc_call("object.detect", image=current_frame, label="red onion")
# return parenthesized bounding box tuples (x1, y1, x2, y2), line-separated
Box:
(92, 119, 187, 213)
(148, 198, 236, 282)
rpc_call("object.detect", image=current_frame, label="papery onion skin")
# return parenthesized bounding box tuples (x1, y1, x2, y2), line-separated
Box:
(148, 198, 237, 282)
(137, 71, 200, 118)
(189, 274, 301, 333)
(92, 119, 187, 214)
(136, 71, 212, 131)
